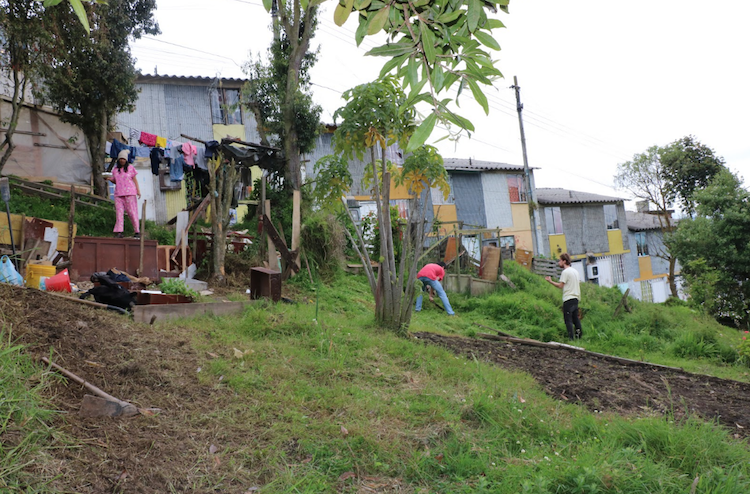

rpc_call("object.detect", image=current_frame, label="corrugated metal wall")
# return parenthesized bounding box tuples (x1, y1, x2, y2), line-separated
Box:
(481, 172, 514, 229)
(164, 85, 213, 141)
(450, 172, 487, 228)
(115, 83, 169, 139)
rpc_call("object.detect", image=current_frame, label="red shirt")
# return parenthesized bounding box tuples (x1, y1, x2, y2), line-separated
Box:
(418, 264, 445, 281)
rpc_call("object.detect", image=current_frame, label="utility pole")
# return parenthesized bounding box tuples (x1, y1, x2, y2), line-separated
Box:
(512, 76, 544, 257)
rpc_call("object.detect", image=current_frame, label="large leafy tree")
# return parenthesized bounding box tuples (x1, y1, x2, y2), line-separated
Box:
(670, 170, 750, 328)
(242, 16, 321, 184)
(660, 135, 727, 217)
(0, 0, 50, 174)
(615, 146, 681, 297)
(39, 0, 158, 196)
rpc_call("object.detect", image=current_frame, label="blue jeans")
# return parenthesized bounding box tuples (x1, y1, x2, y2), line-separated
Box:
(415, 277, 455, 315)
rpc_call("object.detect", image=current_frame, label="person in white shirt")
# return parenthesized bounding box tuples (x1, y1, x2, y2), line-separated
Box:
(545, 252, 583, 340)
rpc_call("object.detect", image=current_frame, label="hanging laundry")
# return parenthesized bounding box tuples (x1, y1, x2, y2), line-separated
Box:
(139, 131, 157, 147)
(182, 141, 197, 167)
(205, 140, 220, 158)
(170, 154, 186, 182)
(135, 146, 151, 158)
(150, 147, 164, 176)
(105, 141, 112, 155)
(195, 146, 207, 171)
(155, 136, 167, 148)
(110, 139, 135, 164)
(129, 128, 140, 142)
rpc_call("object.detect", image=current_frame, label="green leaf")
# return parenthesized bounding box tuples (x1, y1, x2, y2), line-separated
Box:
(262, 0, 272, 11)
(406, 79, 428, 105)
(367, 5, 390, 35)
(431, 64, 445, 92)
(467, 79, 489, 114)
(485, 18, 505, 29)
(437, 9, 463, 24)
(406, 112, 437, 152)
(378, 53, 409, 78)
(300, 0, 309, 10)
(355, 14, 369, 46)
(366, 43, 415, 58)
(467, 0, 481, 32)
(420, 22, 437, 64)
(334, 0, 355, 27)
(68, 0, 90, 32)
(406, 55, 418, 89)
(443, 111, 475, 132)
(353, 0, 371, 9)
(473, 30, 501, 51)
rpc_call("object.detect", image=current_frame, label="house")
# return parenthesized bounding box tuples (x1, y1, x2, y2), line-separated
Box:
(536, 188, 631, 287)
(624, 201, 683, 302)
(113, 74, 267, 224)
(0, 97, 91, 187)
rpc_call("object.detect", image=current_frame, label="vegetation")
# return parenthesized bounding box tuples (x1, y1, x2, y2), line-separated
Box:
(39, 0, 159, 196)
(671, 169, 750, 329)
(158, 278, 199, 301)
(5, 261, 750, 491)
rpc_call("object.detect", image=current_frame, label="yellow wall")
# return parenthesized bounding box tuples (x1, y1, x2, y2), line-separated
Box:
(165, 183, 187, 220)
(633, 256, 667, 281)
(510, 203, 531, 232)
(607, 229, 626, 254)
(353, 175, 413, 202)
(213, 124, 245, 140)
(432, 204, 458, 235)
(0, 213, 76, 252)
(548, 234, 567, 258)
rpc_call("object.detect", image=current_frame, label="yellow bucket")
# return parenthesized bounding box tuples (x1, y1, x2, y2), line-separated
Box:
(26, 264, 56, 289)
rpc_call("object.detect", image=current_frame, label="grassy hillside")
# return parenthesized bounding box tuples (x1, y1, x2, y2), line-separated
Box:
(2, 262, 750, 492)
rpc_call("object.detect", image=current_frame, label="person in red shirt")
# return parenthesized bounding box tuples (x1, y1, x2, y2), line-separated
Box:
(415, 261, 455, 315)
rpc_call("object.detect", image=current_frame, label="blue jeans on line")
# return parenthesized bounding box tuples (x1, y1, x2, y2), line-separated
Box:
(415, 277, 455, 315)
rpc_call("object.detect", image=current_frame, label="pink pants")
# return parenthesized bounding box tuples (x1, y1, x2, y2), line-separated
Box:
(114, 195, 140, 233)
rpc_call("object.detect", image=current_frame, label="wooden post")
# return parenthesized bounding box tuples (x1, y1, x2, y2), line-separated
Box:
(139, 200, 146, 277)
(68, 185, 76, 261)
(614, 288, 632, 317)
(260, 172, 267, 259)
(456, 221, 463, 276)
(291, 189, 300, 277)
(265, 199, 276, 271)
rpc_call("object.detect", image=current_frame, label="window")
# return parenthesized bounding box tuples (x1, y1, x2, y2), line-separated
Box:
(635, 232, 649, 256)
(545, 207, 563, 235)
(640, 280, 653, 303)
(610, 254, 625, 285)
(507, 175, 527, 202)
(210, 88, 243, 125)
(604, 204, 619, 230)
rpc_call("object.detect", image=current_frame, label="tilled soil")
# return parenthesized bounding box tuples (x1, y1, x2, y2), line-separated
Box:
(413, 331, 750, 439)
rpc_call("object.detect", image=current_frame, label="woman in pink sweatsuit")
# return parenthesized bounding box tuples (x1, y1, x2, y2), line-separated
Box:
(108, 150, 141, 239)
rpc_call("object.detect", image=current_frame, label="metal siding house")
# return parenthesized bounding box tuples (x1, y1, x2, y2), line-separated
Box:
(536, 188, 631, 288)
(113, 74, 263, 224)
(625, 204, 683, 302)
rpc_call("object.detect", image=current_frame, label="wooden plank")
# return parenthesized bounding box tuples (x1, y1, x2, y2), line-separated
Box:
(133, 301, 247, 324)
(13, 183, 109, 210)
(262, 213, 300, 273)
(291, 190, 300, 277)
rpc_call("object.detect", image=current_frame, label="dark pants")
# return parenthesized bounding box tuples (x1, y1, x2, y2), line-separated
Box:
(563, 298, 582, 339)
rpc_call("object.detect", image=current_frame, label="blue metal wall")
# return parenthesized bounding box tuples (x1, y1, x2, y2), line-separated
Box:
(450, 172, 486, 228)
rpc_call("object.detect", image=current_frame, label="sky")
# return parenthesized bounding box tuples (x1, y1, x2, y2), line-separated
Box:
(130, 0, 750, 207)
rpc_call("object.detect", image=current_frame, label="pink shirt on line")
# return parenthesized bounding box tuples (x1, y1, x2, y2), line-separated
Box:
(417, 264, 445, 281)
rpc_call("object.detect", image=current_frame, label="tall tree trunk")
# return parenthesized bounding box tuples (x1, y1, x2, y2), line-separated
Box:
(87, 109, 108, 197)
(0, 70, 27, 174)
(208, 155, 239, 283)
(668, 256, 678, 298)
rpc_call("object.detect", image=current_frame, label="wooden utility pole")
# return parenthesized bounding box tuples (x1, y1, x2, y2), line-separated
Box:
(512, 76, 543, 257)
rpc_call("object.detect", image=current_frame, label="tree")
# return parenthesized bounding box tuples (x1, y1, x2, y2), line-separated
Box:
(615, 146, 681, 297)
(315, 78, 449, 333)
(0, 0, 50, 174)
(207, 154, 240, 284)
(670, 170, 750, 328)
(660, 135, 727, 217)
(42, 0, 108, 32)
(243, 19, 321, 162)
(39, 0, 158, 196)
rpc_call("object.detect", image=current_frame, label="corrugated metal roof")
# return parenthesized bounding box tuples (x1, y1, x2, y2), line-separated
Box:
(136, 73, 247, 87)
(536, 188, 625, 205)
(626, 210, 673, 231)
(443, 158, 528, 172)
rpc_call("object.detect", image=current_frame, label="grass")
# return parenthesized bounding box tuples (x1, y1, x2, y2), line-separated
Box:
(4, 261, 750, 492)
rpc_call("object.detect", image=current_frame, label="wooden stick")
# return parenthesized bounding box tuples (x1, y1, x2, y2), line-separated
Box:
(291, 190, 300, 277)
(614, 288, 631, 317)
(476, 332, 683, 371)
(265, 200, 276, 271)
(41, 356, 128, 405)
(138, 200, 146, 276)
(473, 322, 514, 338)
(68, 186, 76, 260)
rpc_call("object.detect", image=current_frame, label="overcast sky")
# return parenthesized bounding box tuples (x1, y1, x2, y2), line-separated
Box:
(130, 0, 750, 206)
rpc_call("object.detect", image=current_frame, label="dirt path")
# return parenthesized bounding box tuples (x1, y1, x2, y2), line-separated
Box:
(413, 331, 750, 439)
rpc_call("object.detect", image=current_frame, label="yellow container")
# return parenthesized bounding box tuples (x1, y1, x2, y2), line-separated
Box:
(26, 264, 56, 289)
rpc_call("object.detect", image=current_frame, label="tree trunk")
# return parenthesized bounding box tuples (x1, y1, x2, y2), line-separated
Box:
(208, 155, 239, 283)
(668, 256, 678, 298)
(0, 70, 26, 175)
(86, 109, 109, 197)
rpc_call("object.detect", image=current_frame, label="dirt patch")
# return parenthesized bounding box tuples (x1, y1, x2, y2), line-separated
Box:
(413, 332, 750, 439)
(0, 283, 263, 493)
